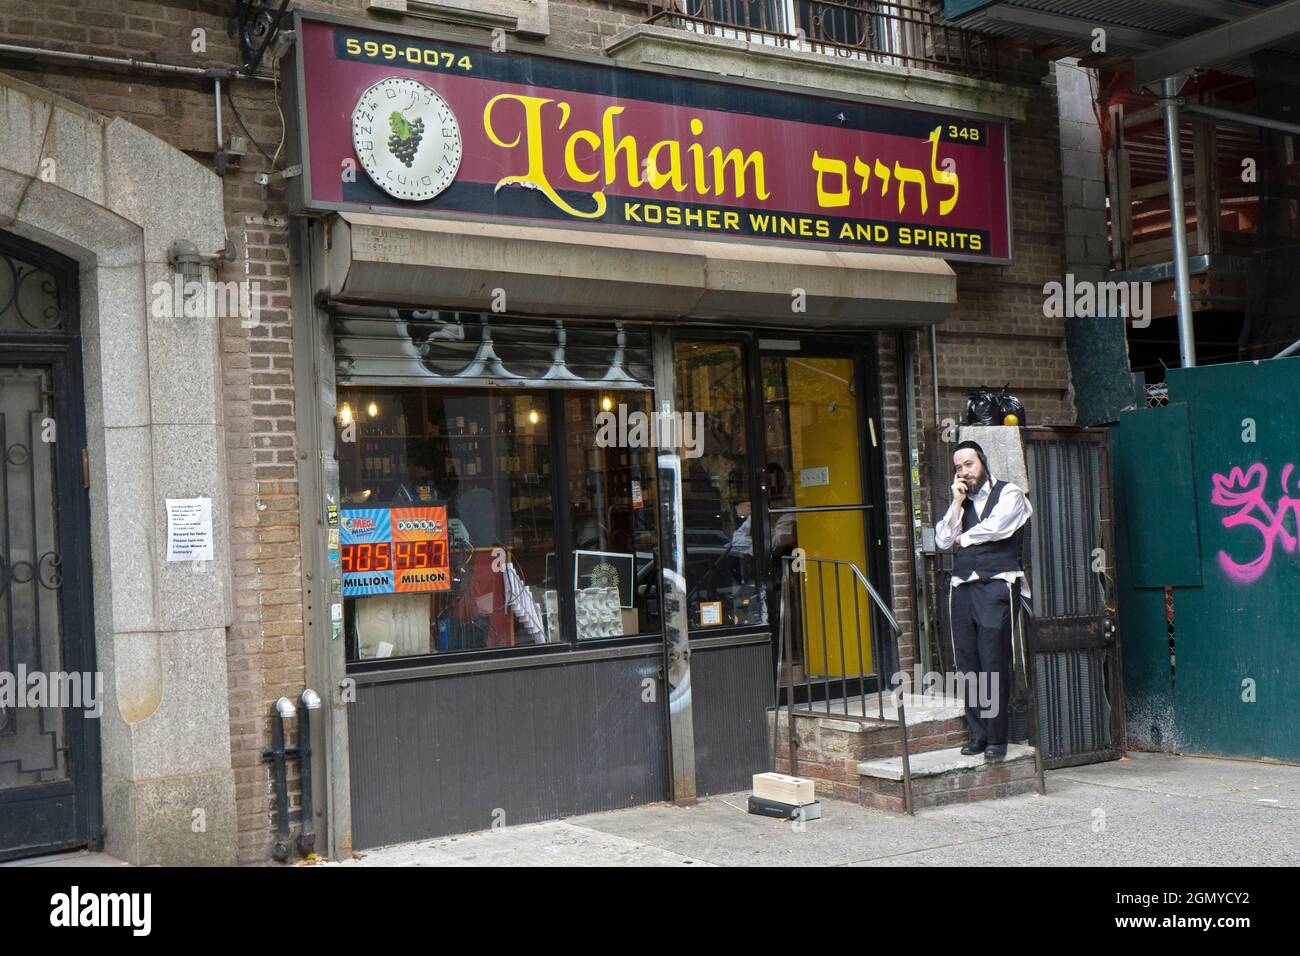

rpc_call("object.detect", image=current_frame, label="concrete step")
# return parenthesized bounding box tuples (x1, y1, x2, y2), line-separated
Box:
(856, 742, 1036, 780)
(855, 744, 1040, 812)
(770, 696, 981, 803)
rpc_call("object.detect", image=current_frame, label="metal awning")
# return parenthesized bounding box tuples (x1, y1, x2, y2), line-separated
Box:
(321, 213, 957, 329)
(944, 0, 1300, 79)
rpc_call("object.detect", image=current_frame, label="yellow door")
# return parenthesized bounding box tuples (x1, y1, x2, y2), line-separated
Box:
(763, 355, 872, 678)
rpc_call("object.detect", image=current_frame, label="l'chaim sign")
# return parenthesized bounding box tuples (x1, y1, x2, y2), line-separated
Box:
(289, 13, 1012, 262)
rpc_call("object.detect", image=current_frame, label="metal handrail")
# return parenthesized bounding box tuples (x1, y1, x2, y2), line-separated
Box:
(814, 555, 901, 637)
(771, 550, 915, 814)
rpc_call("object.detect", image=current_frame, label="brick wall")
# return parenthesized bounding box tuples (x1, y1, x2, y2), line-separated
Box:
(0, 0, 1073, 859)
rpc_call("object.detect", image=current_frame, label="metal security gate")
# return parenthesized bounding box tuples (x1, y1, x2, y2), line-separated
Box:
(1022, 429, 1124, 769)
(0, 232, 99, 860)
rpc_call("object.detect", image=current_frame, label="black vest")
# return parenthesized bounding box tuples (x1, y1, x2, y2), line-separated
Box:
(951, 479, 1027, 578)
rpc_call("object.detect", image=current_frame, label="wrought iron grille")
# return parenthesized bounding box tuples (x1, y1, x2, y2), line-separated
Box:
(645, 0, 1002, 79)
(0, 250, 63, 333)
(0, 366, 69, 788)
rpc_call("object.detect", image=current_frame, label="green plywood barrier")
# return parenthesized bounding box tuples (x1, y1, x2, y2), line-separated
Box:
(1113, 404, 1202, 588)
(1112, 412, 1186, 754)
(1164, 359, 1300, 761)
(1115, 586, 1174, 752)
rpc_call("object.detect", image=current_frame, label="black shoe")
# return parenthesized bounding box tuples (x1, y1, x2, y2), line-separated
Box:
(984, 744, 1008, 759)
(960, 739, 987, 755)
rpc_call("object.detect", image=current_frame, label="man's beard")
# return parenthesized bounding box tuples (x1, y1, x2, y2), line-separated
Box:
(967, 469, 989, 494)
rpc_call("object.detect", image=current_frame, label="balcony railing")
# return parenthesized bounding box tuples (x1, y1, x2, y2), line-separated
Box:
(646, 0, 1003, 80)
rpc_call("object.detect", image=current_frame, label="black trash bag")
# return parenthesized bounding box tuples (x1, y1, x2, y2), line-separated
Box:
(964, 384, 1027, 425)
(996, 385, 1026, 425)
(964, 386, 1000, 425)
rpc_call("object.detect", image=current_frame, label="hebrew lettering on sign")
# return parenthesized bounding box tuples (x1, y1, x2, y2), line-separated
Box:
(812, 127, 959, 217)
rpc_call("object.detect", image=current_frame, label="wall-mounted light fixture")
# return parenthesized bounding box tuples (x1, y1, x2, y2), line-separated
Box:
(167, 240, 204, 302)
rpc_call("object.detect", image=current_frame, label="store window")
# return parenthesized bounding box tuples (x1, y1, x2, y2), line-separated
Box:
(337, 377, 662, 660)
(564, 390, 661, 640)
(673, 341, 766, 630)
(338, 387, 559, 660)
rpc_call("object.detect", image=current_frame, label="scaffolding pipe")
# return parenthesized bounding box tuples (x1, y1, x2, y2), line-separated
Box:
(1182, 102, 1300, 138)
(1161, 76, 1197, 368)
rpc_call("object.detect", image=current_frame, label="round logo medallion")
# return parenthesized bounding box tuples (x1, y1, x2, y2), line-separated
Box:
(351, 77, 461, 202)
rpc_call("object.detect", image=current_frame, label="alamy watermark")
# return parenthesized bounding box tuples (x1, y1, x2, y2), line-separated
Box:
(594, 403, 705, 459)
(150, 274, 261, 327)
(889, 664, 1000, 717)
(1042, 273, 1151, 328)
(0, 666, 103, 718)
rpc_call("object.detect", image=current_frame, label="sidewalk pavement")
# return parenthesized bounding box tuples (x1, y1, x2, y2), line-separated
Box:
(338, 752, 1300, 867)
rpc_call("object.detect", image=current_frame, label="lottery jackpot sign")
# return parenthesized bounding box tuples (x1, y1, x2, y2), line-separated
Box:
(340, 506, 450, 597)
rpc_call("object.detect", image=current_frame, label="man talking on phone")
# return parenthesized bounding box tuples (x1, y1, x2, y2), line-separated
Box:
(934, 440, 1032, 759)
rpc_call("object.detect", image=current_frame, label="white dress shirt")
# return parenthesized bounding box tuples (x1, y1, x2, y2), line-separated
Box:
(934, 476, 1033, 596)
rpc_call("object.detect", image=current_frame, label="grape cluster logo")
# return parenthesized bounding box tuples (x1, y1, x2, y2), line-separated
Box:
(387, 111, 424, 168)
(351, 76, 461, 202)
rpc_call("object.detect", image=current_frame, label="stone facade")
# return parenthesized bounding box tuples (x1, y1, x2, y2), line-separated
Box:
(0, 0, 1075, 862)
(0, 71, 236, 865)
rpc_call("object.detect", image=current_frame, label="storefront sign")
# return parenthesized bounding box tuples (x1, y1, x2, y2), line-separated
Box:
(340, 506, 450, 597)
(291, 14, 1012, 261)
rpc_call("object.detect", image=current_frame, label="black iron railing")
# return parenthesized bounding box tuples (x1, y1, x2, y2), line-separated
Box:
(771, 547, 918, 814)
(646, 0, 1002, 80)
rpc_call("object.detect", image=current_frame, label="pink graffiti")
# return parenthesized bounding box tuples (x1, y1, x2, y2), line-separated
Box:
(1209, 463, 1300, 583)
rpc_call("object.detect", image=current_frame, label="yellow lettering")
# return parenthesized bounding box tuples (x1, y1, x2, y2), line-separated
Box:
(812, 151, 849, 208)
(929, 127, 960, 216)
(602, 106, 643, 188)
(484, 93, 605, 219)
(893, 161, 928, 214)
(646, 139, 686, 191)
(709, 146, 769, 199)
(688, 118, 707, 194)
(565, 129, 600, 184)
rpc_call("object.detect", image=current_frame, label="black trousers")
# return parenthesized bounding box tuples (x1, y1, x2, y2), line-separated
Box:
(949, 579, 1016, 745)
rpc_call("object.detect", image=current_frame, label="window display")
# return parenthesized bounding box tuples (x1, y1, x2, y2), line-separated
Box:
(673, 341, 766, 629)
(339, 386, 559, 659)
(563, 391, 661, 640)
(338, 382, 663, 661)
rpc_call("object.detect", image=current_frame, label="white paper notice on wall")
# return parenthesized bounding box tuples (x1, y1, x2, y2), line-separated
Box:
(165, 497, 214, 562)
(799, 466, 830, 488)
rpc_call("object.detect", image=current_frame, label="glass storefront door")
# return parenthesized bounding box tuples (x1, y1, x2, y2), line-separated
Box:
(761, 353, 875, 678)
(671, 336, 883, 684)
